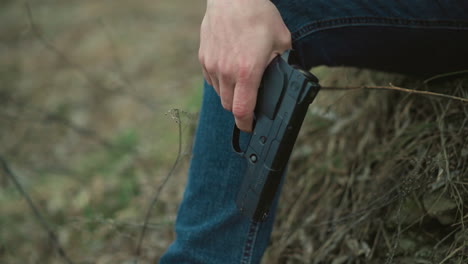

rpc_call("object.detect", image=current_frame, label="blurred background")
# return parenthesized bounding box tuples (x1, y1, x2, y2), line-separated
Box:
(1, 1, 467, 264)
(1, 0, 203, 262)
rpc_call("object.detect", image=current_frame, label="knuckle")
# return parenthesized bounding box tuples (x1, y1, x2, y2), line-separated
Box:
(276, 28, 292, 50)
(216, 56, 234, 76)
(218, 62, 231, 78)
(232, 104, 250, 120)
(198, 52, 204, 64)
(221, 99, 232, 111)
(204, 61, 216, 74)
(237, 63, 253, 80)
(284, 29, 292, 42)
(283, 33, 292, 48)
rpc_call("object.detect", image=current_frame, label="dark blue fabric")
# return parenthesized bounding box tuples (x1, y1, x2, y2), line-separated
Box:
(160, 1, 468, 263)
(272, 0, 468, 73)
(159, 83, 277, 263)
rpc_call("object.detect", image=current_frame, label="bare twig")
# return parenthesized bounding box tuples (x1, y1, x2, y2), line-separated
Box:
(321, 85, 468, 103)
(1, 99, 113, 149)
(134, 109, 184, 263)
(98, 19, 136, 91)
(24, 2, 158, 111)
(0, 156, 74, 264)
(423, 69, 468, 84)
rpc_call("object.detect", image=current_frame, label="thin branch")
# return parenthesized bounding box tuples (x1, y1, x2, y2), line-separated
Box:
(24, 2, 158, 111)
(0, 156, 74, 264)
(98, 19, 136, 91)
(321, 84, 468, 103)
(1, 100, 113, 149)
(134, 109, 184, 263)
(24, 3, 100, 88)
(423, 69, 468, 84)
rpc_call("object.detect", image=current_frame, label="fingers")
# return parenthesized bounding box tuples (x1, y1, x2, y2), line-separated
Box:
(201, 51, 236, 110)
(200, 52, 277, 132)
(202, 66, 214, 88)
(198, 0, 292, 132)
(219, 72, 235, 111)
(210, 74, 220, 95)
(232, 65, 263, 132)
(202, 54, 262, 132)
(200, 57, 220, 94)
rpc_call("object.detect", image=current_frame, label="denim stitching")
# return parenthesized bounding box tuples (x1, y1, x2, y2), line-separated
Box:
(240, 221, 260, 264)
(291, 16, 468, 41)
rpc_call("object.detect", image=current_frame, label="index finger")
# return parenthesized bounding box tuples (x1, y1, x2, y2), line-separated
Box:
(231, 65, 264, 132)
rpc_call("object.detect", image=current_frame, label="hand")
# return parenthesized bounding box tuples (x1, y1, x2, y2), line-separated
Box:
(199, 0, 291, 132)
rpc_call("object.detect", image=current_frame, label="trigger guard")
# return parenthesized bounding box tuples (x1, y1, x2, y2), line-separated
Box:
(232, 124, 245, 155)
(231, 116, 256, 156)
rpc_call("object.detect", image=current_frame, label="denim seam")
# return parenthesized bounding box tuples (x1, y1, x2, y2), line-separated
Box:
(291, 16, 468, 42)
(240, 221, 260, 264)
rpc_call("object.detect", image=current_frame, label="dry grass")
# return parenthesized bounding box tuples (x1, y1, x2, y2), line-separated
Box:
(264, 68, 468, 264)
(1, 1, 467, 263)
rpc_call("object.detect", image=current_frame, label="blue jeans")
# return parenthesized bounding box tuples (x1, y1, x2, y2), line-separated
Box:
(160, 1, 468, 263)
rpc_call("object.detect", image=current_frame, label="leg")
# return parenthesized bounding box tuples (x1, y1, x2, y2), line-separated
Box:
(273, 0, 468, 73)
(161, 1, 468, 263)
(159, 82, 279, 264)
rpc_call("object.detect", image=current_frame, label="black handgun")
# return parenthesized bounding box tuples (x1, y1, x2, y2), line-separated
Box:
(232, 52, 320, 222)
